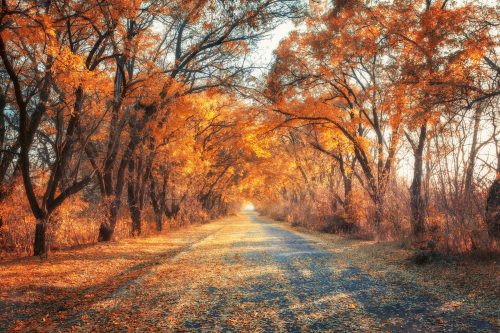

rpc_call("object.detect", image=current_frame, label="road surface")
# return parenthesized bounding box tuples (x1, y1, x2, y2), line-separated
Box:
(66, 211, 498, 332)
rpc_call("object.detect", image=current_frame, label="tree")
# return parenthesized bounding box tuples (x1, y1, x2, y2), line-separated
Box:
(0, 0, 114, 255)
(267, 1, 403, 230)
(266, 0, 496, 237)
(88, 0, 303, 240)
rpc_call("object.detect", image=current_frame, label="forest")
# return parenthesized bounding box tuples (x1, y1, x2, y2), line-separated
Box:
(0, 0, 499, 331)
(1, 0, 498, 257)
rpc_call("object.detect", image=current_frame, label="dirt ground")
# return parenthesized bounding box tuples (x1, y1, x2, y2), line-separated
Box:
(0, 212, 498, 332)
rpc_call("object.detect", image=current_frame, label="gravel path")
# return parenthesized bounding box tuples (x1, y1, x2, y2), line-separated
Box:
(70, 212, 498, 332)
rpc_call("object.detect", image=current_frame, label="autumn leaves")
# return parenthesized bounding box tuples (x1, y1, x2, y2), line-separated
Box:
(255, 0, 499, 246)
(0, 0, 497, 257)
(0, 0, 303, 256)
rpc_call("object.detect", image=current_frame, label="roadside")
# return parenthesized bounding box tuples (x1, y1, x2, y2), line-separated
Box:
(266, 216, 500, 328)
(1, 212, 498, 332)
(0, 219, 225, 332)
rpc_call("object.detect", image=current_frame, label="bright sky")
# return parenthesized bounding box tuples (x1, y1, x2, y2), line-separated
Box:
(242, 202, 256, 211)
(254, 21, 296, 69)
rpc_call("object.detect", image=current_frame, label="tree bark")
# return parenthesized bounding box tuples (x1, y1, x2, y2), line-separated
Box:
(339, 156, 354, 212)
(485, 114, 499, 239)
(154, 207, 162, 232)
(129, 204, 141, 236)
(373, 193, 384, 231)
(464, 107, 483, 205)
(33, 219, 48, 256)
(410, 125, 427, 238)
(150, 172, 167, 232)
(485, 176, 500, 239)
(127, 158, 142, 236)
(98, 199, 119, 242)
(98, 222, 114, 242)
(98, 131, 138, 241)
(150, 185, 162, 232)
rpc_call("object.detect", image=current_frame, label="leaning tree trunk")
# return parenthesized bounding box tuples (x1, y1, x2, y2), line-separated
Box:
(410, 125, 427, 239)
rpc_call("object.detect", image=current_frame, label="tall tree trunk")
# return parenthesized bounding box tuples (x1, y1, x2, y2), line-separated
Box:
(339, 156, 354, 213)
(372, 191, 384, 232)
(485, 117, 500, 239)
(127, 158, 142, 236)
(150, 172, 167, 232)
(98, 198, 119, 241)
(150, 184, 162, 232)
(97, 58, 128, 242)
(33, 218, 48, 256)
(98, 124, 142, 241)
(485, 176, 500, 239)
(464, 107, 483, 206)
(410, 125, 427, 238)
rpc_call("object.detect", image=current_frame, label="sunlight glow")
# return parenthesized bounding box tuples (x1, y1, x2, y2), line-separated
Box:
(242, 203, 255, 211)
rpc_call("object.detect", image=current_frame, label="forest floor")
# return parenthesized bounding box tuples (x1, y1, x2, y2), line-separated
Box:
(0, 212, 498, 332)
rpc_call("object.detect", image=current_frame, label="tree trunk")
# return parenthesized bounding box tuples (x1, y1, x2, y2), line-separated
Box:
(486, 176, 500, 239)
(410, 125, 427, 239)
(33, 219, 48, 256)
(150, 185, 162, 232)
(486, 116, 500, 239)
(98, 138, 133, 242)
(154, 208, 163, 232)
(340, 162, 353, 212)
(149, 173, 166, 232)
(464, 107, 483, 208)
(129, 178, 142, 237)
(127, 159, 142, 236)
(98, 199, 119, 241)
(372, 192, 384, 232)
(98, 222, 114, 242)
(343, 178, 352, 205)
(130, 204, 141, 236)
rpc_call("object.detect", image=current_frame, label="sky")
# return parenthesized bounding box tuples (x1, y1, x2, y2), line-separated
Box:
(253, 21, 296, 69)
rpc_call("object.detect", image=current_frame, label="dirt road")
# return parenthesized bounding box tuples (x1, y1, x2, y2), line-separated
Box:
(2, 212, 498, 332)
